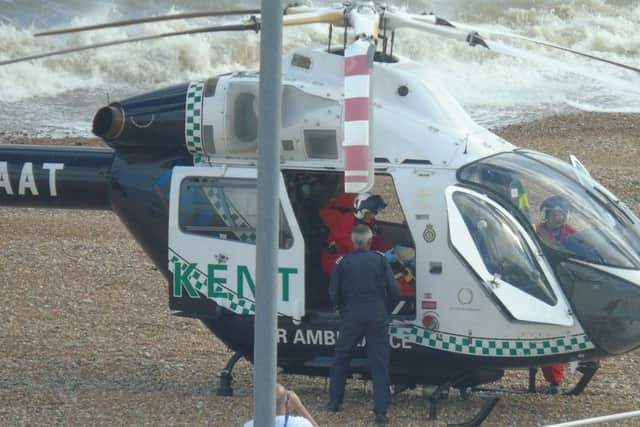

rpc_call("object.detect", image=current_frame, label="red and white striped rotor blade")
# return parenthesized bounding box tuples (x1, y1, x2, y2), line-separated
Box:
(343, 39, 375, 194)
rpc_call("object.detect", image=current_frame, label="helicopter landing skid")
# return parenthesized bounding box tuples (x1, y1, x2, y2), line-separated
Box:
(565, 361, 600, 396)
(527, 361, 600, 396)
(428, 374, 500, 427)
(391, 383, 416, 395)
(528, 368, 538, 393)
(447, 397, 499, 427)
(216, 351, 245, 396)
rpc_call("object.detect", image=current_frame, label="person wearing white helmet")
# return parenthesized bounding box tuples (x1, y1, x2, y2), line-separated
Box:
(536, 195, 576, 249)
(535, 194, 576, 394)
(321, 192, 393, 274)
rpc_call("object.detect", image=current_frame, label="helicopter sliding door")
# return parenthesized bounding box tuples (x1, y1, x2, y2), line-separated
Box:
(168, 166, 305, 320)
(446, 186, 573, 326)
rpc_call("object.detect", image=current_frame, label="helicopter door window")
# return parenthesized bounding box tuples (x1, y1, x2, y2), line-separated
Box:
(179, 176, 293, 249)
(450, 190, 557, 305)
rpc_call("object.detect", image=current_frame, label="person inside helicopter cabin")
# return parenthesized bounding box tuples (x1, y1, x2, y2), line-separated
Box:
(535, 194, 576, 393)
(479, 166, 531, 221)
(321, 192, 393, 274)
(536, 195, 576, 251)
(319, 191, 357, 231)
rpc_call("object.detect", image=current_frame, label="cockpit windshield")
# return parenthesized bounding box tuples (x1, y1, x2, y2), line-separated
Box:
(459, 151, 640, 269)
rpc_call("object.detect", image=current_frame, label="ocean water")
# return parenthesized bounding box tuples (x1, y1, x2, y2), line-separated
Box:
(0, 0, 638, 138)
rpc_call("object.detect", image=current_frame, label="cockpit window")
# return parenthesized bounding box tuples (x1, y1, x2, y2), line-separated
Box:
(452, 191, 557, 305)
(459, 152, 640, 269)
(524, 150, 640, 254)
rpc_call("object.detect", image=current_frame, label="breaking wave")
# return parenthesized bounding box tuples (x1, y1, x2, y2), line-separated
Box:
(0, 0, 638, 136)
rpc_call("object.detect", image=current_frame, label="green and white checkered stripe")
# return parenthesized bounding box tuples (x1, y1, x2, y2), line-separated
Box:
(205, 188, 257, 243)
(389, 326, 594, 357)
(185, 81, 205, 165)
(169, 253, 256, 315)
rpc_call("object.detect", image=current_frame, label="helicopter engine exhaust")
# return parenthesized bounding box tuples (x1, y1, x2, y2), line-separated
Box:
(93, 105, 125, 140)
(92, 83, 191, 153)
(0, 145, 113, 210)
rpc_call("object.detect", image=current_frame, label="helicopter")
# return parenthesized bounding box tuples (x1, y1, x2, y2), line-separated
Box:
(1, 2, 640, 425)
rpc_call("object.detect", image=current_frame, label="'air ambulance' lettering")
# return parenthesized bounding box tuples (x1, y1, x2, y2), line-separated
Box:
(277, 328, 411, 348)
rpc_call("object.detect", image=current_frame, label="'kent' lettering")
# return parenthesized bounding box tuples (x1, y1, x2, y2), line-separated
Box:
(173, 262, 198, 297)
(279, 267, 297, 302)
(208, 264, 230, 299)
(237, 265, 255, 299)
(172, 262, 299, 302)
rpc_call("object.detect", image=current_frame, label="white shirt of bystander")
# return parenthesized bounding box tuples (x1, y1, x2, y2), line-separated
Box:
(243, 414, 313, 427)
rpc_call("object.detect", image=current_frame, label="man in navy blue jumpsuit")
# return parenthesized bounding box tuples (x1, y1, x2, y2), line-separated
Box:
(326, 224, 400, 425)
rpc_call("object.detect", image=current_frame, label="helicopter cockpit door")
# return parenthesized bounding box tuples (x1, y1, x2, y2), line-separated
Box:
(446, 186, 573, 326)
(168, 166, 305, 320)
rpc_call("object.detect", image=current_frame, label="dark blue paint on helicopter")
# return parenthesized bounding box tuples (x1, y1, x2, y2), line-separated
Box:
(0, 144, 113, 209)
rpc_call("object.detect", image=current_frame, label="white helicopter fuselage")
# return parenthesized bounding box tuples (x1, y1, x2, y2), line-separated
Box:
(196, 47, 511, 167)
(167, 47, 599, 362)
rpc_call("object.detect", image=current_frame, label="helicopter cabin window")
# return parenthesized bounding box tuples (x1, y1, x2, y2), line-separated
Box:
(233, 93, 258, 142)
(179, 177, 293, 249)
(204, 77, 220, 97)
(226, 83, 259, 153)
(283, 171, 415, 316)
(451, 191, 557, 306)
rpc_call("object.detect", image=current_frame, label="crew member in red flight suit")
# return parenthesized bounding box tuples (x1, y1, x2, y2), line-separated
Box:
(321, 192, 393, 274)
(319, 192, 357, 230)
(536, 195, 576, 393)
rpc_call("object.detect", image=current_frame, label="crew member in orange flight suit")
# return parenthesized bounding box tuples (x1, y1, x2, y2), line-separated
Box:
(321, 192, 393, 274)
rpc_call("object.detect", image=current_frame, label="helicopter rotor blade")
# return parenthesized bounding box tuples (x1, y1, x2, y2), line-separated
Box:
(343, 38, 375, 194)
(278, 4, 380, 192)
(282, 5, 378, 192)
(34, 9, 261, 36)
(0, 21, 259, 67)
(282, 10, 344, 27)
(451, 21, 640, 75)
(385, 12, 488, 48)
(407, 13, 640, 75)
(484, 38, 640, 94)
(386, 12, 639, 92)
(341, 5, 381, 194)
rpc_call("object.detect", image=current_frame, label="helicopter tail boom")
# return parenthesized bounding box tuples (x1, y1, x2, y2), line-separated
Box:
(0, 145, 113, 210)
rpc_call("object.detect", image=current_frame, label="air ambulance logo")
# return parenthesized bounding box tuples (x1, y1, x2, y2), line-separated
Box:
(423, 224, 436, 243)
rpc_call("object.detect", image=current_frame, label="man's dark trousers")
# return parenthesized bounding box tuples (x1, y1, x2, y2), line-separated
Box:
(329, 316, 390, 415)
